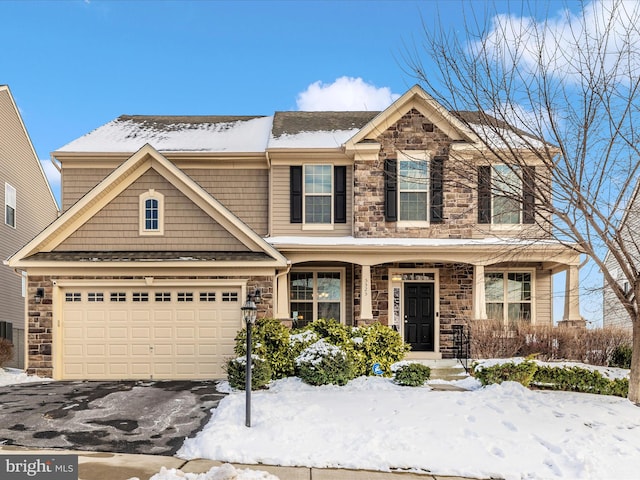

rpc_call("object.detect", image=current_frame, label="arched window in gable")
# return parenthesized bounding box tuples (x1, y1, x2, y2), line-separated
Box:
(139, 189, 164, 235)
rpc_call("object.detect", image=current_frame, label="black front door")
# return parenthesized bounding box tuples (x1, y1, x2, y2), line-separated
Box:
(404, 283, 435, 351)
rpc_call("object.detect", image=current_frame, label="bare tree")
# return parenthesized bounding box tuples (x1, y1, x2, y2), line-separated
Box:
(406, 0, 640, 403)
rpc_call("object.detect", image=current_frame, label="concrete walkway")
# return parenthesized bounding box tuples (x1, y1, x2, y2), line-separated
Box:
(0, 446, 489, 480)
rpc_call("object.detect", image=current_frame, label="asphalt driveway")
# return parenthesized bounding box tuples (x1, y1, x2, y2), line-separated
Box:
(0, 380, 225, 455)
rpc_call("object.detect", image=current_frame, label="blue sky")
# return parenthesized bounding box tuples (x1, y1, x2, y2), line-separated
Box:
(2, 0, 603, 323)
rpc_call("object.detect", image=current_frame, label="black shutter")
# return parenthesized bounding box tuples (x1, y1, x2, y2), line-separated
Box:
(384, 159, 397, 222)
(430, 156, 445, 223)
(334, 166, 347, 223)
(522, 166, 535, 224)
(290, 166, 303, 223)
(478, 166, 491, 224)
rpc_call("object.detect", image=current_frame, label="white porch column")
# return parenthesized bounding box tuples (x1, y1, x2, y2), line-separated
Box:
(360, 264, 373, 322)
(274, 269, 290, 320)
(561, 265, 584, 326)
(473, 264, 488, 320)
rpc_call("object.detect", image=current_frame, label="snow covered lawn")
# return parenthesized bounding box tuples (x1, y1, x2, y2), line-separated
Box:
(178, 374, 640, 480)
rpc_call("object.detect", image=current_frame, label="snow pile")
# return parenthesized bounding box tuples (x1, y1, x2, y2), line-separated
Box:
(0, 367, 51, 386)
(180, 374, 640, 480)
(131, 463, 279, 480)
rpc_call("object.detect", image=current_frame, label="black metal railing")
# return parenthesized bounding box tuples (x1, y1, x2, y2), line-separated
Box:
(452, 324, 471, 373)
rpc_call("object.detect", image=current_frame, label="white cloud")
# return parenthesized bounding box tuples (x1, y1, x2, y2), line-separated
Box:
(296, 77, 400, 111)
(475, 0, 640, 82)
(40, 159, 61, 198)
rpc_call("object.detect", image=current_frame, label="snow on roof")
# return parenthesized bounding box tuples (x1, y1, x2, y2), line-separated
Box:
(266, 236, 564, 247)
(268, 128, 361, 148)
(57, 115, 274, 153)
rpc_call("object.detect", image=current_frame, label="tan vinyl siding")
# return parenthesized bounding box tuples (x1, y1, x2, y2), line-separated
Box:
(0, 88, 58, 366)
(55, 169, 250, 252)
(535, 269, 552, 325)
(62, 167, 112, 211)
(184, 168, 268, 235)
(62, 167, 268, 235)
(271, 164, 353, 236)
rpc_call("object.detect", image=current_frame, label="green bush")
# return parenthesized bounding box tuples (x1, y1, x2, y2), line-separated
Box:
(393, 362, 431, 386)
(533, 365, 629, 397)
(234, 318, 295, 379)
(225, 355, 272, 390)
(0, 339, 13, 367)
(353, 323, 411, 377)
(609, 344, 632, 369)
(473, 360, 538, 387)
(296, 339, 355, 386)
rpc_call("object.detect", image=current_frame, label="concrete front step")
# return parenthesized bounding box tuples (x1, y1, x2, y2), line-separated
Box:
(400, 357, 471, 381)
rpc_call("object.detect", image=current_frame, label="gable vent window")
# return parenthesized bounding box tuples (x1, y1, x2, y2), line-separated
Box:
(139, 189, 164, 235)
(5, 183, 16, 228)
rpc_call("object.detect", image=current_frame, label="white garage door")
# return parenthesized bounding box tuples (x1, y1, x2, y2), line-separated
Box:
(60, 286, 242, 380)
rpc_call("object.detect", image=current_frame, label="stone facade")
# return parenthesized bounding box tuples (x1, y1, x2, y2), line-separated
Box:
(354, 109, 476, 239)
(353, 262, 473, 359)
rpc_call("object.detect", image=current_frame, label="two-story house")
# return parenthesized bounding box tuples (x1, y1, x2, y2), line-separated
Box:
(7, 85, 582, 380)
(0, 85, 59, 368)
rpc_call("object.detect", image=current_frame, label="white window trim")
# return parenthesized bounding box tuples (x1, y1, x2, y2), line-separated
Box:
(302, 164, 334, 228)
(397, 150, 430, 225)
(5, 183, 16, 228)
(485, 268, 536, 325)
(139, 189, 164, 236)
(290, 267, 345, 324)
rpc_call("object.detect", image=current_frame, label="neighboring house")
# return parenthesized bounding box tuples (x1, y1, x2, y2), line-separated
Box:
(602, 180, 640, 330)
(7, 86, 583, 380)
(0, 85, 59, 368)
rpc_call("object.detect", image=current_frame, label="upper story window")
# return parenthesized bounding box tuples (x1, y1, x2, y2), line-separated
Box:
(478, 165, 535, 225)
(290, 165, 346, 227)
(384, 152, 444, 224)
(5, 183, 16, 228)
(139, 189, 164, 235)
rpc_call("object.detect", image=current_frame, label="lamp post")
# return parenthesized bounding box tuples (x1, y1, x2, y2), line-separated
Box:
(241, 289, 260, 427)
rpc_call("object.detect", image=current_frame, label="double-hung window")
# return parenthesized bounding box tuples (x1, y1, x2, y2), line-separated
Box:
(384, 151, 444, 224)
(478, 165, 535, 225)
(290, 270, 343, 327)
(5, 183, 16, 228)
(290, 164, 346, 226)
(139, 190, 164, 235)
(485, 271, 533, 325)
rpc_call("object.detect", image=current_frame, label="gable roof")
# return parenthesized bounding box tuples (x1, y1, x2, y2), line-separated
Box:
(57, 115, 274, 153)
(345, 85, 477, 148)
(7, 144, 288, 267)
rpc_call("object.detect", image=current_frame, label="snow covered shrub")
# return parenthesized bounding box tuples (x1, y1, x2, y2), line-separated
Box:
(393, 362, 431, 386)
(234, 318, 294, 379)
(305, 318, 352, 346)
(225, 355, 272, 390)
(533, 365, 629, 397)
(473, 359, 538, 387)
(0, 339, 13, 367)
(295, 339, 355, 386)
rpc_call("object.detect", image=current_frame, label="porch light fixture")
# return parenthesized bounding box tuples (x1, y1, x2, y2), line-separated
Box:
(241, 288, 260, 427)
(391, 274, 403, 282)
(34, 288, 45, 304)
